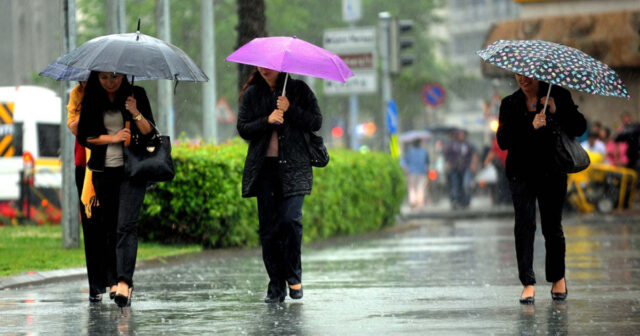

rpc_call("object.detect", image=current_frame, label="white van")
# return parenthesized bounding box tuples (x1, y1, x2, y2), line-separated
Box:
(0, 86, 62, 203)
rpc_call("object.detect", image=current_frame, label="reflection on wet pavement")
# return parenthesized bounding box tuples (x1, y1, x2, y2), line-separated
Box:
(0, 216, 638, 335)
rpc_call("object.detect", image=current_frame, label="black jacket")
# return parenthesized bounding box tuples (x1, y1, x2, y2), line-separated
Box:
(237, 77, 322, 198)
(77, 86, 156, 172)
(497, 83, 586, 178)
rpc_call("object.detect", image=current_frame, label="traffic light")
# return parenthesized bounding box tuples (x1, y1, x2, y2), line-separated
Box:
(390, 19, 414, 74)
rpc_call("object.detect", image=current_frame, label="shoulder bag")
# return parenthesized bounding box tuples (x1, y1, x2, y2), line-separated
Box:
(303, 131, 329, 168)
(125, 123, 175, 182)
(552, 127, 590, 174)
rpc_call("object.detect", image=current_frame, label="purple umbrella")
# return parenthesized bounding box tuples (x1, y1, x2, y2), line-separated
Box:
(226, 36, 354, 95)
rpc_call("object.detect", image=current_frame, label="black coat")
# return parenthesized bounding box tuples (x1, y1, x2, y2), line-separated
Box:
(77, 86, 156, 172)
(497, 83, 586, 178)
(237, 77, 322, 198)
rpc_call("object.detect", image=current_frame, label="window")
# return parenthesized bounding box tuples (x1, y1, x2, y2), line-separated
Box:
(37, 123, 60, 157)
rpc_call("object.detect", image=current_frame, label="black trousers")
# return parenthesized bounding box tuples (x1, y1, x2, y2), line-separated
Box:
(92, 166, 146, 288)
(75, 166, 107, 297)
(256, 158, 305, 298)
(509, 172, 567, 286)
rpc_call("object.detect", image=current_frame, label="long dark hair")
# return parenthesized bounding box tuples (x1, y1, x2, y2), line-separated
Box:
(238, 68, 288, 102)
(81, 71, 132, 113)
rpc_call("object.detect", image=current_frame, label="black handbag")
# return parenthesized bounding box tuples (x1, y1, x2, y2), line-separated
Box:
(125, 125, 175, 182)
(303, 131, 329, 168)
(553, 128, 590, 174)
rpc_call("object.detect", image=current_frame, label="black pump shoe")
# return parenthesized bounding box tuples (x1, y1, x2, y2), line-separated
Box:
(519, 296, 535, 305)
(264, 293, 286, 303)
(289, 286, 303, 300)
(551, 280, 568, 301)
(114, 287, 133, 308)
(109, 292, 116, 300)
(520, 287, 535, 305)
(89, 294, 103, 303)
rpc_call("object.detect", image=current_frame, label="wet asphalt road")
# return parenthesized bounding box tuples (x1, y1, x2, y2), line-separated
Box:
(0, 215, 639, 335)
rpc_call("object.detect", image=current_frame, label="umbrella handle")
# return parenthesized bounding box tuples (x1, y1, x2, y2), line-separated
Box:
(274, 73, 289, 125)
(542, 83, 552, 115)
(130, 75, 135, 97)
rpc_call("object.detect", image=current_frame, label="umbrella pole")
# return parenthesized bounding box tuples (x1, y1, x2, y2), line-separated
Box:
(543, 83, 552, 115)
(281, 73, 289, 97)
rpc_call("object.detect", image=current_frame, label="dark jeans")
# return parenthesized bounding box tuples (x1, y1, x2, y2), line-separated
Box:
(509, 172, 567, 286)
(92, 166, 146, 288)
(75, 166, 107, 297)
(448, 170, 470, 207)
(256, 158, 305, 298)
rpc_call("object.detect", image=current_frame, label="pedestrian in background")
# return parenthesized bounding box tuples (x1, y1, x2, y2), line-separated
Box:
(237, 67, 322, 303)
(601, 127, 628, 166)
(77, 71, 156, 308)
(615, 112, 640, 173)
(444, 129, 477, 209)
(483, 136, 510, 205)
(403, 139, 430, 208)
(497, 74, 586, 304)
(66, 81, 108, 302)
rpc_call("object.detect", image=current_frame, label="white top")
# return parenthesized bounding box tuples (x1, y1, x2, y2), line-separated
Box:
(580, 139, 606, 155)
(104, 109, 124, 167)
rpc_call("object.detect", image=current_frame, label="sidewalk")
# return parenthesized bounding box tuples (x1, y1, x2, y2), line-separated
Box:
(401, 194, 514, 220)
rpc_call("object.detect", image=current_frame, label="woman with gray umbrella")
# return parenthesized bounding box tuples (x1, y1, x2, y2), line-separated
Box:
(497, 74, 586, 304)
(77, 71, 156, 308)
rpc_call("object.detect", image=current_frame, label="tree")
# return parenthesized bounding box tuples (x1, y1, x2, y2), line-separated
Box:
(235, 0, 267, 90)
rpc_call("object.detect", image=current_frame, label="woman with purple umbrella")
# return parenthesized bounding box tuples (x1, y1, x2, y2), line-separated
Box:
(237, 67, 322, 303)
(497, 74, 586, 304)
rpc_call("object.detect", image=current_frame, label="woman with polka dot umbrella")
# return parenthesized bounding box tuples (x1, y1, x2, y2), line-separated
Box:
(476, 39, 626, 305)
(477, 39, 630, 113)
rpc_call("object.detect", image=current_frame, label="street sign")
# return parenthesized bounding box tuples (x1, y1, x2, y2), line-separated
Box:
(323, 27, 377, 95)
(386, 100, 398, 135)
(342, 0, 362, 22)
(323, 27, 376, 51)
(422, 83, 446, 107)
(324, 69, 377, 95)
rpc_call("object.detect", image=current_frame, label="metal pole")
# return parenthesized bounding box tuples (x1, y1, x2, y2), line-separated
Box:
(106, 0, 118, 34)
(62, 0, 79, 249)
(378, 12, 392, 151)
(348, 21, 359, 151)
(156, 0, 174, 138)
(201, 0, 217, 142)
(117, 0, 126, 33)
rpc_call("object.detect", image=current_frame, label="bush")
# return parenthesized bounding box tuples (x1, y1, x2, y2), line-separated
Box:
(139, 138, 406, 248)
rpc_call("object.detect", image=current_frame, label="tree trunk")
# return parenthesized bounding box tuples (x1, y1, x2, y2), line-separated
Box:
(236, 0, 267, 91)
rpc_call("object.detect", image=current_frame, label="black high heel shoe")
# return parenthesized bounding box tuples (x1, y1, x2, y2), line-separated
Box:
(551, 279, 568, 301)
(89, 294, 103, 303)
(109, 286, 117, 300)
(519, 286, 535, 305)
(289, 285, 303, 300)
(114, 286, 133, 308)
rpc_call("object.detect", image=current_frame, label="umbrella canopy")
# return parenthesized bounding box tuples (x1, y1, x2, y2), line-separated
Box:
(399, 130, 431, 143)
(226, 36, 354, 83)
(476, 39, 630, 99)
(40, 56, 155, 82)
(39, 56, 90, 81)
(57, 33, 208, 82)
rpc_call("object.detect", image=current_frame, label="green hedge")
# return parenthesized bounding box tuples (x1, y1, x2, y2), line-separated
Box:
(139, 138, 406, 248)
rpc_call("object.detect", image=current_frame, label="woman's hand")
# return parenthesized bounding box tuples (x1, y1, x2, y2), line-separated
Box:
(277, 96, 289, 112)
(111, 128, 131, 143)
(68, 118, 79, 136)
(125, 96, 139, 116)
(540, 96, 556, 114)
(268, 109, 284, 124)
(533, 111, 546, 130)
